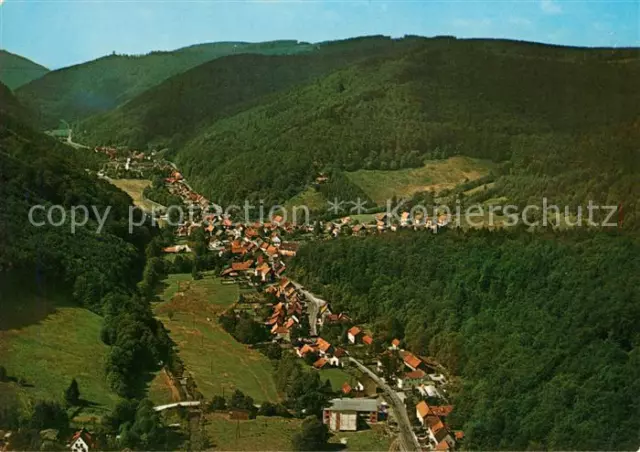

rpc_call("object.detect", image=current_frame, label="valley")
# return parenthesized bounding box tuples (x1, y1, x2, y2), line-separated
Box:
(0, 24, 639, 452)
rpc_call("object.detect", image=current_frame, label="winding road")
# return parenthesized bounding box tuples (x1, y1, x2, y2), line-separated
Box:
(290, 280, 326, 336)
(348, 357, 421, 452)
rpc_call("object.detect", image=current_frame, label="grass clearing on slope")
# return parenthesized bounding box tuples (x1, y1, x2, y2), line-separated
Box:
(0, 276, 119, 418)
(155, 274, 279, 402)
(284, 187, 327, 213)
(107, 178, 161, 212)
(204, 413, 302, 451)
(318, 367, 353, 392)
(346, 156, 495, 204)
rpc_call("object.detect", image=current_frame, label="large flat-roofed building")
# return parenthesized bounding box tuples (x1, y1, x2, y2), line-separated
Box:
(323, 398, 379, 431)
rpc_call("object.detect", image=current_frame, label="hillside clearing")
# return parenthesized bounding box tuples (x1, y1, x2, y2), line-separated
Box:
(318, 367, 353, 392)
(204, 413, 302, 451)
(284, 187, 327, 213)
(107, 178, 160, 211)
(346, 157, 495, 204)
(155, 274, 279, 402)
(0, 278, 120, 418)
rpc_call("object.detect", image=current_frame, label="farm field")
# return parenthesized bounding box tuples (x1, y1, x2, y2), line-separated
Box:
(203, 413, 302, 451)
(155, 273, 279, 402)
(107, 178, 161, 212)
(0, 276, 120, 419)
(346, 156, 495, 204)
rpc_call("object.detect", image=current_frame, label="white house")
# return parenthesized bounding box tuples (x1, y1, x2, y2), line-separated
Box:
(69, 430, 95, 452)
(347, 326, 362, 344)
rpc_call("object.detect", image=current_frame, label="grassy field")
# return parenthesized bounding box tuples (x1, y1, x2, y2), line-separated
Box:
(319, 367, 353, 393)
(285, 187, 327, 213)
(0, 277, 120, 419)
(328, 425, 394, 451)
(155, 273, 279, 402)
(147, 368, 180, 406)
(204, 413, 303, 451)
(463, 181, 496, 197)
(108, 178, 161, 212)
(346, 156, 495, 204)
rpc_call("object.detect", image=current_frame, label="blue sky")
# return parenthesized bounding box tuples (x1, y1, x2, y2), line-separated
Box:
(1, 0, 638, 69)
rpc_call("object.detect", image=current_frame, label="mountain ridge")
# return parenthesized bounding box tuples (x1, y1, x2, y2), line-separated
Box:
(0, 50, 49, 90)
(15, 40, 316, 128)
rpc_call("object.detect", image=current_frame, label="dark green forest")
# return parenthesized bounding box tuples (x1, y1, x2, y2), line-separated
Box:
(0, 84, 170, 398)
(289, 229, 640, 450)
(77, 36, 409, 150)
(73, 37, 639, 225)
(0, 50, 49, 91)
(15, 40, 314, 128)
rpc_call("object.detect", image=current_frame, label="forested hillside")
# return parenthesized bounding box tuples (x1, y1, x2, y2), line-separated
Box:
(0, 84, 170, 398)
(77, 35, 412, 149)
(0, 50, 49, 90)
(76, 37, 640, 221)
(15, 40, 313, 128)
(289, 229, 640, 450)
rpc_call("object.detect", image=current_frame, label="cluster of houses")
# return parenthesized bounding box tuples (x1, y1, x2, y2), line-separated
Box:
(416, 401, 463, 451)
(325, 212, 451, 238)
(156, 165, 463, 449)
(264, 278, 304, 342)
(165, 170, 212, 207)
(95, 146, 166, 179)
(297, 337, 348, 370)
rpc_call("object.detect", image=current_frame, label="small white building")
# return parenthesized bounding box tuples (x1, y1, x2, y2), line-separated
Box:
(347, 326, 362, 344)
(69, 430, 95, 452)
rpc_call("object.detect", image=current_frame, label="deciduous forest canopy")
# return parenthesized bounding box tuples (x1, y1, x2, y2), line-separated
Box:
(289, 229, 640, 450)
(72, 37, 639, 226)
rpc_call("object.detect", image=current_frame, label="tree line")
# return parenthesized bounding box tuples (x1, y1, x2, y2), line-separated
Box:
(289, 228, 640, 450)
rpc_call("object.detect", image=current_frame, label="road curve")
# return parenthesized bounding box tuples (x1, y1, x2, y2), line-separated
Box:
(348, 357, 421, 452)
(290, 280, 326, 336)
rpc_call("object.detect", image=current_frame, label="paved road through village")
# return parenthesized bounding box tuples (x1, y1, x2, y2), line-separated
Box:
(348, 357, 421, 452)
(290, 280, 326, 336)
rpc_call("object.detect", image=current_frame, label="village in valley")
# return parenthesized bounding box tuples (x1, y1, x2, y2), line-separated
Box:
(0, 143, 461, 452)
(103, 145, 460, 451)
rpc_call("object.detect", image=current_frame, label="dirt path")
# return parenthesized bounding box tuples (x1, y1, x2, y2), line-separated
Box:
(162, 367, 182, 402)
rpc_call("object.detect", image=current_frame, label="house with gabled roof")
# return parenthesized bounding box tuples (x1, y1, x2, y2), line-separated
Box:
(416, 401, 456, 449)
(402, 352, 423, 371)
(266, 245, 279, 257)
(297, 344, 318, 358)
(313, 357, 329, 369)
(279, 242, 299, 257)
(351, 223, 366, 236)
(316, 338, 334, 356)
(231, 260, 254, 272)
(428, 418, 455, 450)
(272, 326, 290, 341)
(69, 429, 96, 452)
(347, 326, 362, 344)
(255, 263, 272, 282)
(362, 334, 373, 346)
